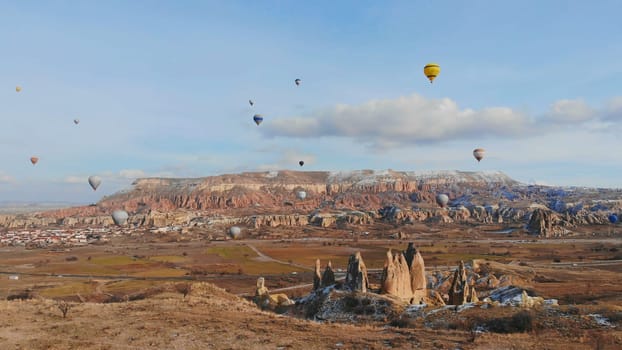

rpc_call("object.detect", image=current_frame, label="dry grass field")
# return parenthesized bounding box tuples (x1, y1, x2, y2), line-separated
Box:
(1, 223, 621, 349)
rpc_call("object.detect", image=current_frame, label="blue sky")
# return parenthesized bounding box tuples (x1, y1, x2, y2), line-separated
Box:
(1, 0, 621, 202)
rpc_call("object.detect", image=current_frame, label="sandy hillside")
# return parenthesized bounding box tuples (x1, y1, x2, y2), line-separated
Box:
(1, 282, 621, 350)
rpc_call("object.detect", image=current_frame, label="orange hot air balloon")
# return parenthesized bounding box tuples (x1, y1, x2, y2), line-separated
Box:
(30, 157, 39, 165)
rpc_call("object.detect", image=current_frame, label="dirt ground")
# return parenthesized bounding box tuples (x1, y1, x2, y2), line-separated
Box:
(1, 223, 621, 349)
(1, 284, 621, 350)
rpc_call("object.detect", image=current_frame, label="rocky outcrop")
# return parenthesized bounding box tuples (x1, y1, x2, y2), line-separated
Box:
(322, 261, 336, 287)
(313, 260, 337, 291)
(345, 252, 369, 293)
(251, 214, 309, 228)
(527, 208, 570, 237)
(381, 250, 413, 300)
(487, 286, 545, 307)
(254, 277, 294, 310)
(313, 259, 322, 290)
(448, 260, 477, 305)
(380, 243, 427, 304)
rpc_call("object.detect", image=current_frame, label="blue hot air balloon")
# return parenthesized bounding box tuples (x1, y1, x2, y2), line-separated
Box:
(609, 214, 618, 224)
(253, 114, 263, 126)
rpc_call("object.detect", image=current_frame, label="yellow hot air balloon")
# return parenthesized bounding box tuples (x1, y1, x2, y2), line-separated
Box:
(15, 86, 22, 92)
(423, 63, 440, 83)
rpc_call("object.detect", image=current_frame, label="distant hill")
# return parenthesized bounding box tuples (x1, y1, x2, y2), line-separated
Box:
(0, 201, 85, 214)
(2, 170, 621, 236)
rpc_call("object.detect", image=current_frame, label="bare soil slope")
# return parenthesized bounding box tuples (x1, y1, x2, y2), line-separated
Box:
(2, 282, 621, 350)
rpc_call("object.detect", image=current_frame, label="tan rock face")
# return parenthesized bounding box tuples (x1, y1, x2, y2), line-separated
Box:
(380, 243, 427, 304)
(382, 250, 413, 299)
(254, 276, 293, 309)
(255, 277, 269, 298)
(527, 208, 570, 237)
(313, 259, 322, 290)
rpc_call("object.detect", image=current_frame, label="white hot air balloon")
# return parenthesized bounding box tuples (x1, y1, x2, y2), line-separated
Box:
(111, 210, 129, 226)
(229, 226, 241, 239)
(88, 176, 101, 191)
(435, 194, 449, 208)
(296, 190, 307, 200)
(74, 119, 80, 125)
(473, 148, 486, 162)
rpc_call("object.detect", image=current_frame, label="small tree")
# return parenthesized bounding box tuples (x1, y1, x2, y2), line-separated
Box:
(57, 300, 72, 318)
(175, 283, 191, 299)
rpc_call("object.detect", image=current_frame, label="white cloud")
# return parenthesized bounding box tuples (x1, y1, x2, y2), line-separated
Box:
(0, 172, 14, 183)
(118, 169, 147, 179)
(63, 176, 85, 184)
(547, 99, 596, 123)
(261, 93, 621, 148)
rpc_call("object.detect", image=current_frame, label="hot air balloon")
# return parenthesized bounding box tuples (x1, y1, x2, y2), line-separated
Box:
(73, 119, 80, 125)
(30, 157, 39, 165)
(111, 210, 129, 226)
(435, 193, 449, 208)
(299, 160, 304, 167)
(296, 190, 307, 200)
(253, 114, 263, 125)
(473, 148, 486, 162)
(249, 100, 254, 106)
(229, 226, 241, 239)
(295, 78, 301, 86)
(15, 86, 22, 92)
(423, 63, 440, 83)
(88, 176, 102, 191)
(609, 214, 618, 224)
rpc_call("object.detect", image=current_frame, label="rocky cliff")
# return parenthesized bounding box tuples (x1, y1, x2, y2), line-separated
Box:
(1, 170, 619, 236)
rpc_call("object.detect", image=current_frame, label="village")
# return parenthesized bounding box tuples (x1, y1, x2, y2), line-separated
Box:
(0, 227, 118, 248)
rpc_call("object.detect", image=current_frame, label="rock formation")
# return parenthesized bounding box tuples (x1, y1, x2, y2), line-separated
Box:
(1, 169, 617, 235)
(313, 260, 337, 291)
(527, 208, 568, 237)
(254, 277, 293, 310)
(448, 260, 478, 305)
(345, 252, 369, 293)
(380, 243, 427, 304)
(254, 276, 270, 304)
(381, 249, 412, 299)
(321, 261, 335, 287)
(313, 259, 322, 290)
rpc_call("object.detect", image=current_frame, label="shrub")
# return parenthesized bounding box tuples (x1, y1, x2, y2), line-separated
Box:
(7, 290, 32, 301)
(65, 256, 78, 261)
(343, 295, 360, 310)
(485, 310, 534, 333)
(389, 318, 413, 328)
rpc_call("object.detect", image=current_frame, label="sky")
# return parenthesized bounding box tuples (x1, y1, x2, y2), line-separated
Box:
(1, 0, 621, 203)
